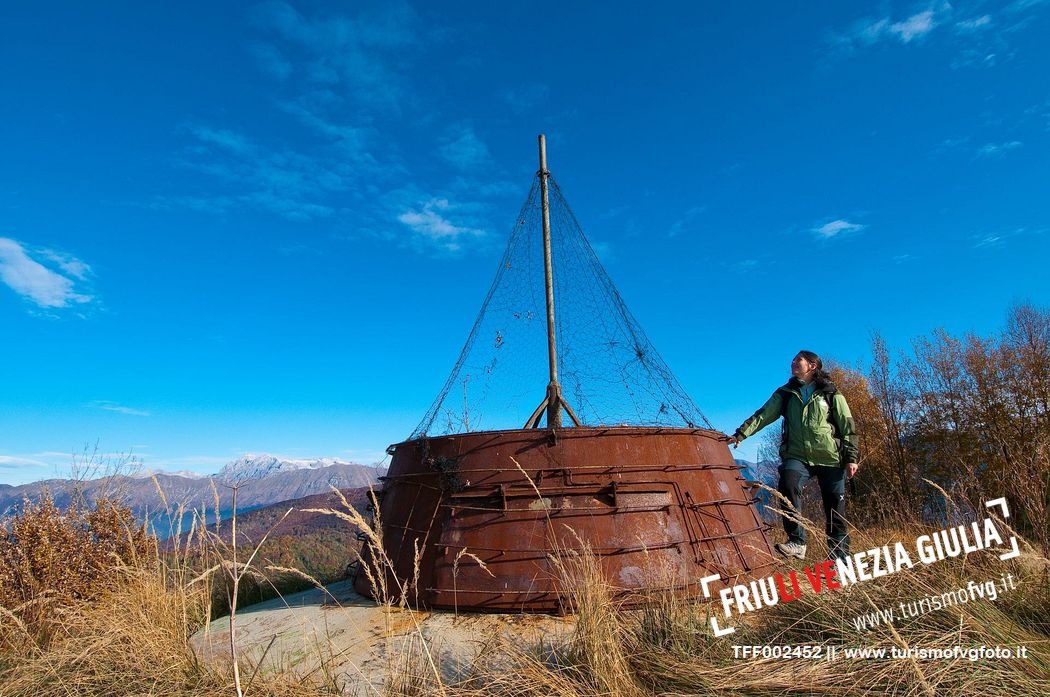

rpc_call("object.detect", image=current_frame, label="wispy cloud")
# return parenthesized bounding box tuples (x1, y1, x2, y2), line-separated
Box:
(974, 234, 1004, 248)
(397, 198, 486, 252)
(40, 249, 91, 280)
(955, 15, 993, 33)
(971, 227, 1043, 248)
(168, 2, 512, 262)
(162, 123, 360, 221)
(439, 124, 492, 171)
(736, 259, 759, 271)
(834, 2, 1045, 66)
(835, 6, 945, 49)
(813, 219, 866, 239)
(0, 238, 95, 311)
(164, 3, 426, 223)
(0, 455, 49, 470)
(977, 140, 1023, 157)
(33, 451, 79, 459)
(89, 400, 151, 417)
(250, 0, 419, 112)
(889, 9, 939, 42)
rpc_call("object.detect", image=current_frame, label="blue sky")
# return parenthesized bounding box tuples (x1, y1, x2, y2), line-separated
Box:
(2, 1, 1048, 485)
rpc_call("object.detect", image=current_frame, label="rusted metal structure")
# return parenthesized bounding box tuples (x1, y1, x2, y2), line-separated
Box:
(355, 427, 775, 611)
(353, 136, 776, 611)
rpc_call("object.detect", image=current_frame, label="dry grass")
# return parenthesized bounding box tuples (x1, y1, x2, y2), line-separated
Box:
(0, 494, 157, 647)
(0, 564, 348, 697)
(2, 485, 1049, 697)
(0, 489, 343, 697)
(380, 515, 1050, 697)
(622, 529, 1050, 697)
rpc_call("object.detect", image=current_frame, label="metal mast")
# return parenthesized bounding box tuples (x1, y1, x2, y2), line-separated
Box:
(524, 134, 580, 429)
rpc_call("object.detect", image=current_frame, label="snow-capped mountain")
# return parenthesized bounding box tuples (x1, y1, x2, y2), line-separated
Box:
(215, 454, 360, 482)
(129, 468, 208, 480)
(0, 454, 385, 537)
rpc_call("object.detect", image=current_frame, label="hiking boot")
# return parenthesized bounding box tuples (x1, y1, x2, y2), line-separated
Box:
(775, 541, 807, 560)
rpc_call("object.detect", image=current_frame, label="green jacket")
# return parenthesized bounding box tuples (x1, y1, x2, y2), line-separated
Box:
(734, 378, 859, 467)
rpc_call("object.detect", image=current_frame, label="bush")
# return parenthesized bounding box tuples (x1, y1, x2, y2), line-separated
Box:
(0, 493, 157, 646)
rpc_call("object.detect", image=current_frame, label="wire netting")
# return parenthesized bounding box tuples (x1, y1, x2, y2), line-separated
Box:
(411, 173, 710, 438)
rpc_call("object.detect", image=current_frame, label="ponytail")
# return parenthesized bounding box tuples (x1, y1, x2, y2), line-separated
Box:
(797, 349, 836, 394)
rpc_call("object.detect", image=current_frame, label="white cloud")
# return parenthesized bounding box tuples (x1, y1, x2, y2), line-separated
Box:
(40, 249, 92, 280)
(890, 10, 938, 42)
(398, 198, 485, 252)
(977, 141, 1023, 157)
(813, 219, 865, 238)
(833, 3, 1050, 67)
(853, 18, 891, 45)
(955, 15, 993, 33)
(89, 400, 151, 417)
(0, 238, 94, 310)
(971, 227, 1038, 247)
(0, 455, 49, 470)
(835, 4, 948, 49)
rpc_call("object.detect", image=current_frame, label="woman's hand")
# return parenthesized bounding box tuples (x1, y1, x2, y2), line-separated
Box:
(846, 463, 859, 478)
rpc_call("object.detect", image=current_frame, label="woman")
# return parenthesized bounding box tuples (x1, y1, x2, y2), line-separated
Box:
(723, 350, 859, 562)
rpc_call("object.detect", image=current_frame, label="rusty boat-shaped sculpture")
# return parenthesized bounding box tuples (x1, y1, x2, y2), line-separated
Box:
(355, 137, 776, 611)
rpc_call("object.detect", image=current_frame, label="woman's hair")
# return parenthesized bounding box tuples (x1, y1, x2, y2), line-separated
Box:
(797, 349, 835, 392)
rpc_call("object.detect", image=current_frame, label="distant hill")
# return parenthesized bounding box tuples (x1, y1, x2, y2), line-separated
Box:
(734, 457, 779, 522)
(0, 455, 384, 538)
(169, 486, 375, 612)
(734, 457, 778, 488)
(173, 486, 373, 548)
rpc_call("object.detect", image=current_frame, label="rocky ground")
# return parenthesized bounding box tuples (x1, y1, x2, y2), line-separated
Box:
(192, 580, 575, 693)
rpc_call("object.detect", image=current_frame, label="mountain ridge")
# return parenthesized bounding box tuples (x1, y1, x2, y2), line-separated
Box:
(0, 455, 384, 537)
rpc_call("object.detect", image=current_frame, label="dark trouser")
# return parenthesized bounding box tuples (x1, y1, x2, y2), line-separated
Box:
(777, 458, 850, 560)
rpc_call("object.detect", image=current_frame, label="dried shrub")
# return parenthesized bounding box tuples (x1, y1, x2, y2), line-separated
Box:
(0, 493, 157, 646)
